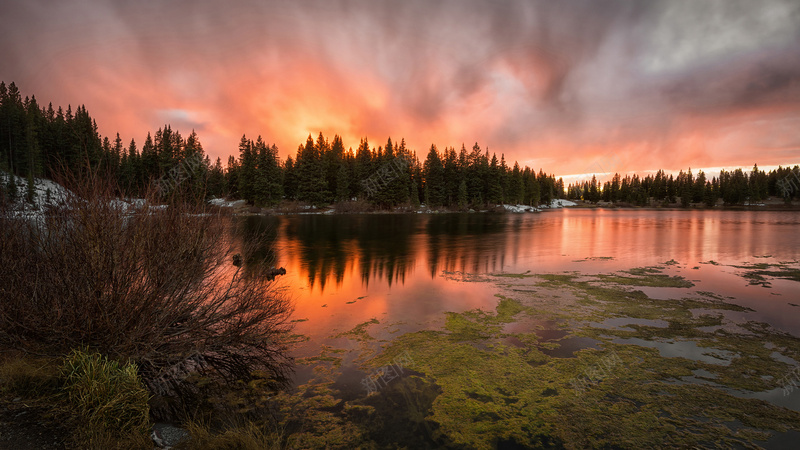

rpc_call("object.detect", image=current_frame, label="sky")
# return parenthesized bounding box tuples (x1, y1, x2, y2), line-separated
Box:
(2, 0, 799, 180)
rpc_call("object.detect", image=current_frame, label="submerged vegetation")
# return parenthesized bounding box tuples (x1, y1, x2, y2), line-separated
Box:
(251, 262, 800, 449)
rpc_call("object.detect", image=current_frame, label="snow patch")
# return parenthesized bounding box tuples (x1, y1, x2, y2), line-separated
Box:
(1, 171, 70, 211)
(502, 204, 540, 213)
(208, 198, 247, 208)
(546, 199, 577, 208)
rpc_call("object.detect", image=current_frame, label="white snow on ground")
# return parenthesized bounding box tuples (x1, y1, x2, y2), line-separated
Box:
(503, 204, 540, 213)
(539, 198, 577, 209)
(547, 199, 577, 208)
(208, 198, 247, 208)
(2, 172, 173, 216)
(108, 198, 168, 212)
(1, 171, 70, 211)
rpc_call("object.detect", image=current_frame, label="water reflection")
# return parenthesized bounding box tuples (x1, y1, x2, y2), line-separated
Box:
(235, 215, 279, 273)
(280, 214, 417, 289)
(235, 210, 800, 294)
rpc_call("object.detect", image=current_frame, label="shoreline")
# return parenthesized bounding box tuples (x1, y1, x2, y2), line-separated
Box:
(215, 200, 800, 216)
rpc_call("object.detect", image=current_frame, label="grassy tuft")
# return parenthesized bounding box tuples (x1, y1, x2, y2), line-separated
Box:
(59, 348, 151, 446)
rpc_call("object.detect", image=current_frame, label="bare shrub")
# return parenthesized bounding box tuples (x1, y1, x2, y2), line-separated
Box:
(0, 173, 295, 419)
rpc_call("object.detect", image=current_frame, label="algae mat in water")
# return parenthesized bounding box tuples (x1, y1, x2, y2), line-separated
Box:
(275, 263, 800, 449)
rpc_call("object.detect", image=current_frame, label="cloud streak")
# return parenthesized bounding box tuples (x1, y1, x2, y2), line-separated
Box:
(2, 0, 798, 175)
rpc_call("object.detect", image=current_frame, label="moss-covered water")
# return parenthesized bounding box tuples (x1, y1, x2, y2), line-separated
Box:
(266, 261, 800, 449)
(225, 212, 800, 448)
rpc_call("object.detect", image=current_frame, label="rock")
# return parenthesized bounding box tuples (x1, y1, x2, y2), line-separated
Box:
(152, 423, 189, 448)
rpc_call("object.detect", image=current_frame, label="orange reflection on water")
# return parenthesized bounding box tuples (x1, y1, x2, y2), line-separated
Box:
(234, 210, 800, 344)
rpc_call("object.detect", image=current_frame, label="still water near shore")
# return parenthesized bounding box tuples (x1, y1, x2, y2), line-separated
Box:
(231, 209, 800, 447)
(237, 209, 800, 349)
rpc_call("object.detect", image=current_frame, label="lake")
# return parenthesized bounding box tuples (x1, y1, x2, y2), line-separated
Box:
(236, 209, 800, 448)
(239, 209, 800, 341)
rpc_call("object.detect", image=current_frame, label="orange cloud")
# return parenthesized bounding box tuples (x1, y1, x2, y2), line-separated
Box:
(2, 0, 798, 176)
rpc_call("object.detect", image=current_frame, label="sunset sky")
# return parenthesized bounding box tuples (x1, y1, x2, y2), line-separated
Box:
(2, 0, 799, 179)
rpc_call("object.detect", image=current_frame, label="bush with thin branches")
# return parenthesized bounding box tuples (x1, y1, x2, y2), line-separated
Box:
(0, 173, 294, 419)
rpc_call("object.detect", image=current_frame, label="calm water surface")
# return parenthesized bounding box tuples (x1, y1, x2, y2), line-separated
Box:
(238, 209, 800, 353)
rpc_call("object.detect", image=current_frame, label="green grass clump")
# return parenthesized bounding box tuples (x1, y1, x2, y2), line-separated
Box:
(59, 348, 151, 447)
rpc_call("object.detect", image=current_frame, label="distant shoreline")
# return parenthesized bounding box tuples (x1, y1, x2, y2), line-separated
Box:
(211, 198, 800, 215)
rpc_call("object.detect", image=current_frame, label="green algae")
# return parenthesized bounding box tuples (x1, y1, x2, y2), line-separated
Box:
(334, 318, 380, 341)
(744, 267, 800, 286)
(572, 256, 614, 262)
(363, 271, 800, 448)
(259, 265, 800, 449)
(492, 270, 533, 279)
(597, 272, 694, 288)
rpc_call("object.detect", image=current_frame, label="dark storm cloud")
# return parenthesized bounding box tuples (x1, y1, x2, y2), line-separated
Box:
(660, 46, 800, 113)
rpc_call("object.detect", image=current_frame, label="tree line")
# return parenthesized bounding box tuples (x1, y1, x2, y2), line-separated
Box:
(0, 81, 212, 201)
(567, 164, 800, 207)
(226, 133, 565, 208)
(0, 81, 564, 208)
(3, 81, 798, 208)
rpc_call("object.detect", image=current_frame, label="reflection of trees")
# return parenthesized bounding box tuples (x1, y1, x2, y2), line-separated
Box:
(282, 215, 351, 290)
(239, 213, 519, 291)
(425, 213, 509, 277)
(281, 215, 416, 291)
(352, 215, 416, 288)
(235, 216, 279, 277)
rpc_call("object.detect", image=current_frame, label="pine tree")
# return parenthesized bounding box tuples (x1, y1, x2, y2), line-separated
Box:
(487, 153, 503, 205)
(524, 168, 541, 206)
(207, 157, 226, 198)
(457, 178, 468, 209)
(226, 155, 240, 198)
(155, 125, 181, 178)
(182, 130, 207, 198)
(354, 138, 373, 198)
(325, 135, 345, 202)
(693, 171, 706, 204)
(703, 180, 716, 207)
(508, 163, 524, 205)
(296, 134, 328, 205)
(443, 147, 458, 206)
(499, 154, 509, 202)
(268, 144, 283, 202)
(283, 155, 298, 200)
(586, 174, 599, 203)
(140, 133, 158, 184)
(237, 135, 255, 203)
(410, 173, 420, 207)
(336, 161, 350, 201)
(111, 133, 123, 178)
(252, 137, 282, 206)
(422, 144, 445, 207)
(253, 137, 269, 205)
